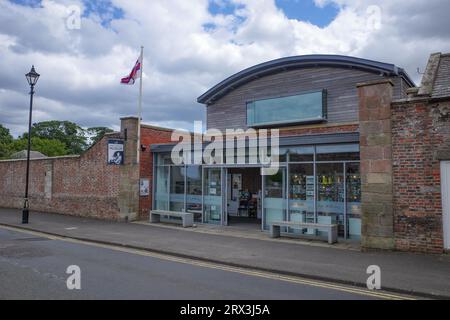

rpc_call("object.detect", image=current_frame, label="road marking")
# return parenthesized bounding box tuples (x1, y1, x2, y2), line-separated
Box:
(0, 225, 416, 300)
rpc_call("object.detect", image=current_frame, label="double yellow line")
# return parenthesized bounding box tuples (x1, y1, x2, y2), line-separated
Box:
(0, 225, 416, 300)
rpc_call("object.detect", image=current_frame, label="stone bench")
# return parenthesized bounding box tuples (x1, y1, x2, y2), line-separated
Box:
(270, 221, 338, 244)
(150, 210, 194, 228)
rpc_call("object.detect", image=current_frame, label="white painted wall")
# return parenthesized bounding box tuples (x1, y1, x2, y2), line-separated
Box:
(441, 161, 450, 250)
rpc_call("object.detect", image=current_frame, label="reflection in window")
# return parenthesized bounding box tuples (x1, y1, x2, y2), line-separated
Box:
(247, 91, 326, 127)
(186, 166, 202, 222)
(346, 163, 361, 239)
(156, 152, 173, 165)
(155, 166, 169, 210)
(169, 166, 185, 212)
(289, 146, 314, 162)
(316, 163, 345, 237)
(316, 144, 360, 161)
(289, 164, 314, 234)
(263, 169, 286, 230)
(204, 168, 222, 224)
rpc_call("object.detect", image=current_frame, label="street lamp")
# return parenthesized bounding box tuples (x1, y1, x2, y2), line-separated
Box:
(22, 65, 40, 224)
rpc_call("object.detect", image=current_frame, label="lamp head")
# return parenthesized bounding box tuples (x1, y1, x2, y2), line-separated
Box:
(25, 65, 40, 86)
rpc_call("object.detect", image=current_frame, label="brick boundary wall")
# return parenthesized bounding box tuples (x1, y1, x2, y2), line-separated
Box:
(0, 133, 123, 220)
(391, 99, 450, 253)
(0, 117, 141, 221)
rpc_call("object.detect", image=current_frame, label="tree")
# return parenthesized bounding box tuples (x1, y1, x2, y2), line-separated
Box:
(87, 127, 114, 145)
(0, 124, 13, 144)
(25, 121, 88, 155)
(9, 137, 68, 157)
(0, 124, 13, 158)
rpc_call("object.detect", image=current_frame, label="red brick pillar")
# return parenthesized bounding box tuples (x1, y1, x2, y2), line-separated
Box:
(358, 80, 395, 250)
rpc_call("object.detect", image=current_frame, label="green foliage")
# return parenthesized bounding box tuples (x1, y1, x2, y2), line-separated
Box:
(0, 124, 13, 158)
(8, 137, 68, 157)
(0, 142, 11, 159)
(25, 120, 88, 155)
(0, 121, 113, 159)
(87, 126, 114, 145)
(0, 124, 13, 144)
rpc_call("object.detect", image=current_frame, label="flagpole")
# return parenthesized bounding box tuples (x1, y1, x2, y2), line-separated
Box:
(137, 46, 143, 164)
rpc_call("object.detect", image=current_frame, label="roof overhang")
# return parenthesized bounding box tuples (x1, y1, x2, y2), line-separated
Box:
(197, 54, 415, 105)
(151, 132, 359, 153)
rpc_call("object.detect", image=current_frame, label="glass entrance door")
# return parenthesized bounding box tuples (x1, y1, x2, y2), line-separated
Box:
(203, 168, 223, 224)
(263, 167, 286, 230)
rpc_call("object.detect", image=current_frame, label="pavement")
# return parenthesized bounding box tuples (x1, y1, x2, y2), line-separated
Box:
(1, 208, 449, 299)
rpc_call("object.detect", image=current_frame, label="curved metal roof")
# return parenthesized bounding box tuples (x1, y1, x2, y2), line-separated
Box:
(197, 54, 415, 104)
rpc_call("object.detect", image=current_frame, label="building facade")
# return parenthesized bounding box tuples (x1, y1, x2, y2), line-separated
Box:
(151, 54, 450, 253)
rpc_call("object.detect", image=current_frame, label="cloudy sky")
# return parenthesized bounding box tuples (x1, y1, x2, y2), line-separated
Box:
(1, 0, 450, 137)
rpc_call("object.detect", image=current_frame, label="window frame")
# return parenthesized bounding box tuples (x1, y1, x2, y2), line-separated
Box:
(246, 90, 328, 128)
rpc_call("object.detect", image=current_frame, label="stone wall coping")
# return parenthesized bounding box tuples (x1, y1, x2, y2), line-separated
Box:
(104, 132, 120, 137)
(0, 155, 80, 163)
(140, 123, 174, 132)
(417, 52, 441, 96)
(356, 79, 394, 88)
(391, 96, 450, 106)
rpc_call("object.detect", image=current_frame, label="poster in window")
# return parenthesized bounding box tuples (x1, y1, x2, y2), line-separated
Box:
(140, 178, 150, 196)
(108, 140, 124, 165)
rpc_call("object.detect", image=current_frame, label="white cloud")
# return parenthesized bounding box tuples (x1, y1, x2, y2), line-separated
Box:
(0, 0, 449, 137)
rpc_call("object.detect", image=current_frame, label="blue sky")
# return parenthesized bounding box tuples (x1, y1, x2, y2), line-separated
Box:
(274, 0, 339, 27)
(82, 0, 124, 26)
(12, 0, 338, 28)
(208, 0, 338, 27)
(9, 0, 41, 7)
(10, 0, 125, 26)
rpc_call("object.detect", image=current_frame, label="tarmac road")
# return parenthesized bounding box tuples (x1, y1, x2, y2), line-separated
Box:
(0, 226, 413, 300)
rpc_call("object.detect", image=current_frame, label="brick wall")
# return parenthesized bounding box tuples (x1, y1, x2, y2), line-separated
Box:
(139, 125, 174, 219)
(0, 133, 123, 220)
(391, 99, 450, 253)
(0, 117, 143, 221)
(279, 123, 359, 137)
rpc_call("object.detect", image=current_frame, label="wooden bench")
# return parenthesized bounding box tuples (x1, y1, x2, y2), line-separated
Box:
(150, 210, 194, 228)
(270, 221, 338, 244)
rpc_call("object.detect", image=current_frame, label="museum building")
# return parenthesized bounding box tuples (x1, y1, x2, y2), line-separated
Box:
(150, 56, 400, 243)
(150, 53, 450, 253)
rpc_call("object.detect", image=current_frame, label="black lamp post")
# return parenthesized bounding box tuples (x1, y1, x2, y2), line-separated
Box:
(23, 65, 40, 224)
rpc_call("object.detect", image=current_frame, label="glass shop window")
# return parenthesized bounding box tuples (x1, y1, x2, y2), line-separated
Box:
(316, 144, 360, 161)
(247, 90, 327, 127)
(288, 146, 314, 162)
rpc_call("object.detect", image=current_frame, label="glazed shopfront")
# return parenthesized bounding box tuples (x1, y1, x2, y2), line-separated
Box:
(151, 138, 362, 240)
